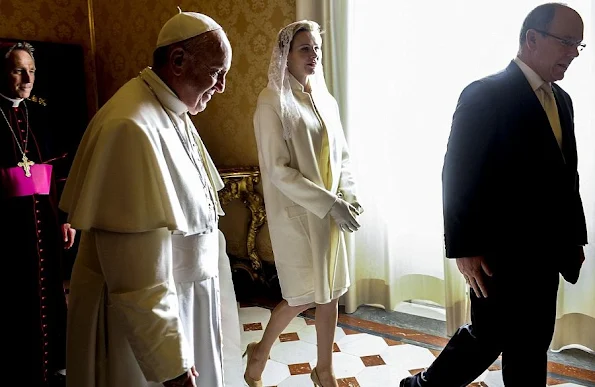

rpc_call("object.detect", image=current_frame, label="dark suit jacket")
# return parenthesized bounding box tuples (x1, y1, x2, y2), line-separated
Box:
(442, 60, 587, 283)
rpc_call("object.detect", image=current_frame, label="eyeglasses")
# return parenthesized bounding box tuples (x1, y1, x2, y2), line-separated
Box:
(533, 29, 586, 52)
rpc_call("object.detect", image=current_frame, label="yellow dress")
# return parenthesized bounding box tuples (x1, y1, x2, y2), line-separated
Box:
(317, 113, 341, 295)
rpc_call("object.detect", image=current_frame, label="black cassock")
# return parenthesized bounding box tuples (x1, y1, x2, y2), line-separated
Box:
(0, 96, 71, 386)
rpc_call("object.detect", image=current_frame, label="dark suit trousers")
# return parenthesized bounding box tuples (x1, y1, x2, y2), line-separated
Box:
(423, 254, 560, 387)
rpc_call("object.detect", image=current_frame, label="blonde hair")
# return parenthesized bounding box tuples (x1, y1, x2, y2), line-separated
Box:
(277, 20, 322, 51)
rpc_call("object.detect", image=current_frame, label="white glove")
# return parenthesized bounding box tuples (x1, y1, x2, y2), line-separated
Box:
(351, 201, 364, 215)
(329, 197, 361, 232)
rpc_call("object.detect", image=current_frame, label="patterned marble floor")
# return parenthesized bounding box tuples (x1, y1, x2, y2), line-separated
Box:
(239, 305, 595, 387)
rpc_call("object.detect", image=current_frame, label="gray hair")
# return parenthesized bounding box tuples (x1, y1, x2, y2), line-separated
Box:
(1, 41, 35, 72)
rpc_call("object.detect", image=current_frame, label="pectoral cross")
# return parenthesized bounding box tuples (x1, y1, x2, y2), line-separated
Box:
(17, 154, 35, 177)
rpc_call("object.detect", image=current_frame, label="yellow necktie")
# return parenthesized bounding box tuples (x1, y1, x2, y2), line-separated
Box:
(539, 83, 562, 149)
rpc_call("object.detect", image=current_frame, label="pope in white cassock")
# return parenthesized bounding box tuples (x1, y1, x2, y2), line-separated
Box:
(59, 10, 243, 387)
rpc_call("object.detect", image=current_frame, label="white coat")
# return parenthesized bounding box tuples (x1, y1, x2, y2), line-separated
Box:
(253, 75, 358, 306)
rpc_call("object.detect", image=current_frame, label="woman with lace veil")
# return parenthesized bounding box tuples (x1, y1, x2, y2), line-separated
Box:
(248, 20, 363, 387)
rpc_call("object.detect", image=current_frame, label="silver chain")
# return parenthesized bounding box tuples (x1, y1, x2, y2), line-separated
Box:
(0, 100, 30, 158)
(139, 75, 209, 186)
(138, 74, 216, 209)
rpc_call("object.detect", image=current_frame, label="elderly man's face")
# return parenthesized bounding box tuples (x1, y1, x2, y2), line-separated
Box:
(529, 7, 584, 82)
(2, 49, 35, 99)
(180, 30, 232, 115)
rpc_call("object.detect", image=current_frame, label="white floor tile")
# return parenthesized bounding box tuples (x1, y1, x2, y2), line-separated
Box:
(239, 306, 271, 325)
(551, 384, 587, 387)
(471, 369, 489, 383)
(356, 364, 412, 387)
(270, 340, 318, 365)
(483, 370, 505, 387)
(297, 324, 346, 344)
(334, 327, 346, 342)
(261, 359, 291, 386)
(240, 330, 267, 351)
(336, 333, 389, 357)
(277, 373, 314, 386)
(380, 343, 436, 370)
(282, 316, 308, 334)
(328, 352, 365, 379)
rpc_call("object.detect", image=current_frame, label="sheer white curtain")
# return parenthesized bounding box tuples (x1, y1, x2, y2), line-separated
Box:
(345, 1, 472, 334)
(297, 0, 595, 351)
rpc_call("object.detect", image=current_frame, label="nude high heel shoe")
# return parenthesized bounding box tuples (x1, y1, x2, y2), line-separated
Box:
(311, 367, 337, 387)
(311, 367, 322, 386)
(243, 342, 263, 387)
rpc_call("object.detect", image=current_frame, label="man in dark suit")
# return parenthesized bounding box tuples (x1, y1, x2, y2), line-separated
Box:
(401, 3, 587, 386)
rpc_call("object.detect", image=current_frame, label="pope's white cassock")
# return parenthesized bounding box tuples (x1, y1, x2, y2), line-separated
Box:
(59, 67, 243, 387)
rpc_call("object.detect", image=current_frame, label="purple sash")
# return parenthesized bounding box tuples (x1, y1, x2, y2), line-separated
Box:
(0, 164, 52, 198)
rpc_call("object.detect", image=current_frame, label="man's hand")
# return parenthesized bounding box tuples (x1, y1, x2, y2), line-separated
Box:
(579, 246, 585, 265)
(456, 256, 493, 298)
(61, 223, 76, 249)
(329, 198, 361, 232)
(163, 366, 198, 387)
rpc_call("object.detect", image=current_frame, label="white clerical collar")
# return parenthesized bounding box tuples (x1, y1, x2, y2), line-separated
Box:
(0, 92, 24, 107)
(139, 67, 188, 116)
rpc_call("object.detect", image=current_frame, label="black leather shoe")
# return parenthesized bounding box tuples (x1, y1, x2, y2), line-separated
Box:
(400, 374, 420, 387)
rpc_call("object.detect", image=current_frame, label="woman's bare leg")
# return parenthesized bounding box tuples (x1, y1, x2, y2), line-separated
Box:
(313, 298, 339, 386)
(244, 299, 313, 380)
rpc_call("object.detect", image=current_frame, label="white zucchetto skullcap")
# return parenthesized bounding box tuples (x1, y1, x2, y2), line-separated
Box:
(156, 7, 222, 48)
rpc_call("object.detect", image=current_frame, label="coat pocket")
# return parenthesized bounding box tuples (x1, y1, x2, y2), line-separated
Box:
(285, 204, 311, 245)
(285, 204, 308, 219)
